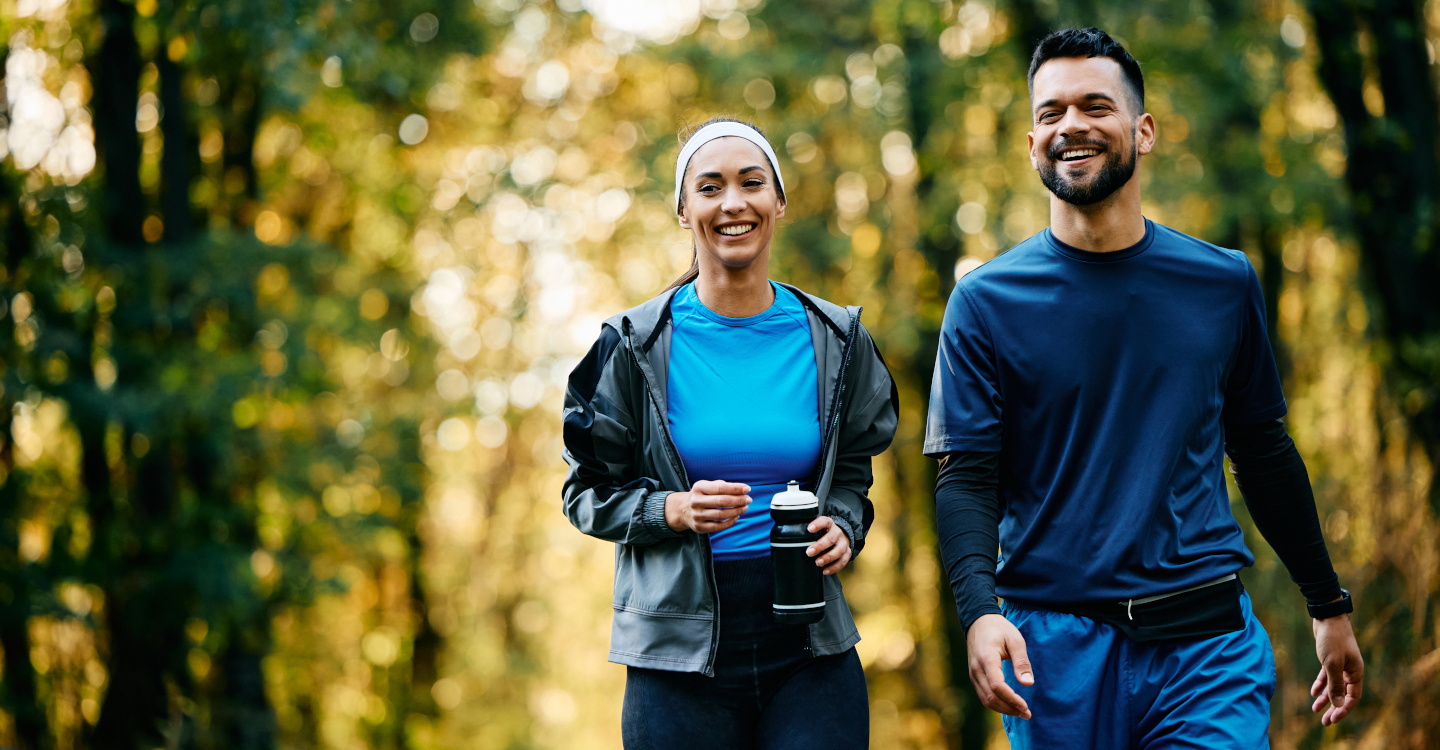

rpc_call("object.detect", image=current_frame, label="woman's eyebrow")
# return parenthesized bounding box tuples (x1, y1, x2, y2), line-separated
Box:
(695, 165, 766, 180)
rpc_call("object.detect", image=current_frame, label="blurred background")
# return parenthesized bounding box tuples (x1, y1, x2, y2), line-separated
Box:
(0, 0, 1435, 748)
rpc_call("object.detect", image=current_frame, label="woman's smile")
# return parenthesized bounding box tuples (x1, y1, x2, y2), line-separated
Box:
(717, 222, 757, 237)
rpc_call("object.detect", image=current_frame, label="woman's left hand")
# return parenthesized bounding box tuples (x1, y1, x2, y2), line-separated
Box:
(806, 516, 852, 575)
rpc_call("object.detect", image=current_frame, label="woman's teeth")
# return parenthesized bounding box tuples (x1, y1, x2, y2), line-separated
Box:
(718, 224, 756, 236)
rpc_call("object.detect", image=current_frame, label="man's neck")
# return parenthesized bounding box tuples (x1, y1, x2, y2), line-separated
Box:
(1048, 181, 1147, 253)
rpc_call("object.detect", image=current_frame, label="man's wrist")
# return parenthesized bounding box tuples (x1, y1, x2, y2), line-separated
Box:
(960, 603, 1005, 633)
(1308, 588, 1353, 620)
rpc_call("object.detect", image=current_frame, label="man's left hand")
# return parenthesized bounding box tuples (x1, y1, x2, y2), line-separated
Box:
(1311, 613, 1364, 726)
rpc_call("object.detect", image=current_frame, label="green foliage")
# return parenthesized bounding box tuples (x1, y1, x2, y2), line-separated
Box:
(0, 1, 1435, 749)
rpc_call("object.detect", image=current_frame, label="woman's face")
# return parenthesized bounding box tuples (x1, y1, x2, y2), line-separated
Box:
(677, 137, 786, 271)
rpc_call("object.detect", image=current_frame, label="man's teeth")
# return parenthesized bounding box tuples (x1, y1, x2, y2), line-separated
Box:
(718, 224, 755, 236)
(1062, 148, 1100, 161)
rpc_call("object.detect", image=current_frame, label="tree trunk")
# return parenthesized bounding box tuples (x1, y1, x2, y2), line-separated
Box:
(223, 72, 262, 226)
(0, 147, 47, 750)
(0, 430, 47, 750)
(89, 436, 183, 750)
(158, 54, 195, 245)
(89, 0, 145, 247)
(85, 5, 190, 746)
(1306, 0, 1440, 509)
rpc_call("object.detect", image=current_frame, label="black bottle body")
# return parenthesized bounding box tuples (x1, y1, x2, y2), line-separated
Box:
(770, 505, 826, 625)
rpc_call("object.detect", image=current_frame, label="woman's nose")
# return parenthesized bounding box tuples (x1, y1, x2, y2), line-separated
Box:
(721, 186, 746, 213)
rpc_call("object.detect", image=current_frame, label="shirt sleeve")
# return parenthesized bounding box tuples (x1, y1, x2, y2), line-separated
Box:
(1225, 419, 1343, 606)
(924, 285, 1003, 456)
(934, 451, 1004, 630)
(1223, 262, 1288, 424)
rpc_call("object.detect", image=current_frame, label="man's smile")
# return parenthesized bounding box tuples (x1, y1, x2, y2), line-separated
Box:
(1059, 146, 1103, 162)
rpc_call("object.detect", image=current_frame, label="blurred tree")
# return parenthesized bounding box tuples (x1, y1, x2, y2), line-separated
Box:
(0, 1, 481, 748)
(0, 1, 1434, 749)
(1308, 0, 1440, 501)
(1305, 0, 1440, 740)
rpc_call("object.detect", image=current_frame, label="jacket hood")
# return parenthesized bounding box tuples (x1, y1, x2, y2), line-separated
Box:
(605, 281, 854, 352)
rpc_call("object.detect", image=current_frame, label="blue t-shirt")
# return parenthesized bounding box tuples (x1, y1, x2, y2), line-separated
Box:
(667, 281, 822, 561)
(924, 220, 1287, 605)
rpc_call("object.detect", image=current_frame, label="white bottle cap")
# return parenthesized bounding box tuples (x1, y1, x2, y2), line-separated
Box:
(770, 480, 818, 510)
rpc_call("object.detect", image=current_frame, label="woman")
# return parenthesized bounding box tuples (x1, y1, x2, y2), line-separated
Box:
(562, 118, 897, 749)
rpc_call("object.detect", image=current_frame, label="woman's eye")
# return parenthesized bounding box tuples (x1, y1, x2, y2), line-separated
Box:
(744, 180, 763, 188)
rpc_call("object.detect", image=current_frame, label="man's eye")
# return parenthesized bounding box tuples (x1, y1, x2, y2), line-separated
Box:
(1039, 113, 1059, 123)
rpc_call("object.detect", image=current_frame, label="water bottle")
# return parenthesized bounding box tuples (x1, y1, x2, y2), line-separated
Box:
(770, 481, 826, 625)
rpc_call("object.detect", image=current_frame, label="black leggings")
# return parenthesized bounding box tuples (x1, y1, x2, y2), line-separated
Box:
(621, 556, 869, 750)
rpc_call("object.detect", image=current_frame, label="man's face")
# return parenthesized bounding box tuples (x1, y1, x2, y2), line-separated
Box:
(1027, 56, 1155, 206)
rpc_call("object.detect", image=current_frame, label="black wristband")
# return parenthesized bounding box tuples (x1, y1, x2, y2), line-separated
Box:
(1307, 589, 1353, 620)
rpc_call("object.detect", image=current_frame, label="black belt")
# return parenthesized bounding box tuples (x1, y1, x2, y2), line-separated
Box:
(1007, 575, 1246, 643)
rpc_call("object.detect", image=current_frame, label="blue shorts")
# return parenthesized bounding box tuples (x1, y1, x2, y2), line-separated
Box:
(1000, 591, 1275, 749)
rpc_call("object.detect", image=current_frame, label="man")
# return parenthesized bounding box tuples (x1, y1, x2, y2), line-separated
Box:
(924, 28, 1364, 747)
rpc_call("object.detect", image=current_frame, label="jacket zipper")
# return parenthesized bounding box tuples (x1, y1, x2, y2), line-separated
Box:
(623, 324, 691, 489)
(622, 322, 724, 676)
(805, 308, 862, 659)
(814, 308, 863, 490)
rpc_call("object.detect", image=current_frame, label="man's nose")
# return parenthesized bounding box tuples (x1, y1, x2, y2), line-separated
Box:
(1057, 106, 1091, 138)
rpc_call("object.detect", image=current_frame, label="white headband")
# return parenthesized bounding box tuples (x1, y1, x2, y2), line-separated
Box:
(673, 122, 786, 214)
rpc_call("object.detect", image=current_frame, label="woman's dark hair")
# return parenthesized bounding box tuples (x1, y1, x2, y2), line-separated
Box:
(1027, 27, 1144, 113)
(663, 116, 787, 292)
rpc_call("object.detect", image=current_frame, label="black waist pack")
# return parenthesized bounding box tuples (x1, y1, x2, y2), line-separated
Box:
(1010, 576, 1246, 643)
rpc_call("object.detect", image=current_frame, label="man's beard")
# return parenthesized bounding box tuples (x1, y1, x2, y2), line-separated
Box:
(1038, 135, 1137, 206)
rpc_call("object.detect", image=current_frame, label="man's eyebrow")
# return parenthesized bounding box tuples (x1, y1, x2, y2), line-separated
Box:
(1033, 92, 1119, 111)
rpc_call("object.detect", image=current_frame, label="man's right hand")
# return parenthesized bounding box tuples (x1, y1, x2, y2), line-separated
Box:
(966, 613, 1035, 720)
(665, 480, 752, 533)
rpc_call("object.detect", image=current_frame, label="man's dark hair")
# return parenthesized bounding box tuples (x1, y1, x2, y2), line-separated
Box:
(1027, 27, 1144, 112)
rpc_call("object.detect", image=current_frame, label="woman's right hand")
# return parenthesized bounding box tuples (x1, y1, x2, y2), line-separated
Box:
(664, 480, 752, 533)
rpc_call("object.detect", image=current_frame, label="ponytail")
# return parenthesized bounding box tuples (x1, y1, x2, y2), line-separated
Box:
(664, 249, 701, 292)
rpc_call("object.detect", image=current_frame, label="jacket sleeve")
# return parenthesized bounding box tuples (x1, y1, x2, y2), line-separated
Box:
(826, 322, 899, 555)
(561, 325, 684, 546)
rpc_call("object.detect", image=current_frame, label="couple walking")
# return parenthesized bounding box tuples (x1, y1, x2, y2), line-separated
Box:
(560, 28, 1364, 749)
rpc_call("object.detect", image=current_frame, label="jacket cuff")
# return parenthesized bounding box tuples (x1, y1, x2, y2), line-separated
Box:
(641, 491, 683, 541)
(829, 515, 860, 554)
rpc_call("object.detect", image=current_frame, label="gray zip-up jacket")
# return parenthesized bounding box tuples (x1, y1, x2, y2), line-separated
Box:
(561, 282, 899, 675)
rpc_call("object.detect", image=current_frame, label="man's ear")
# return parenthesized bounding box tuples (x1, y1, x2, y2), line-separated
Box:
(1027, 131, 1039, 172)
(1135, 112, 1157, 157)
